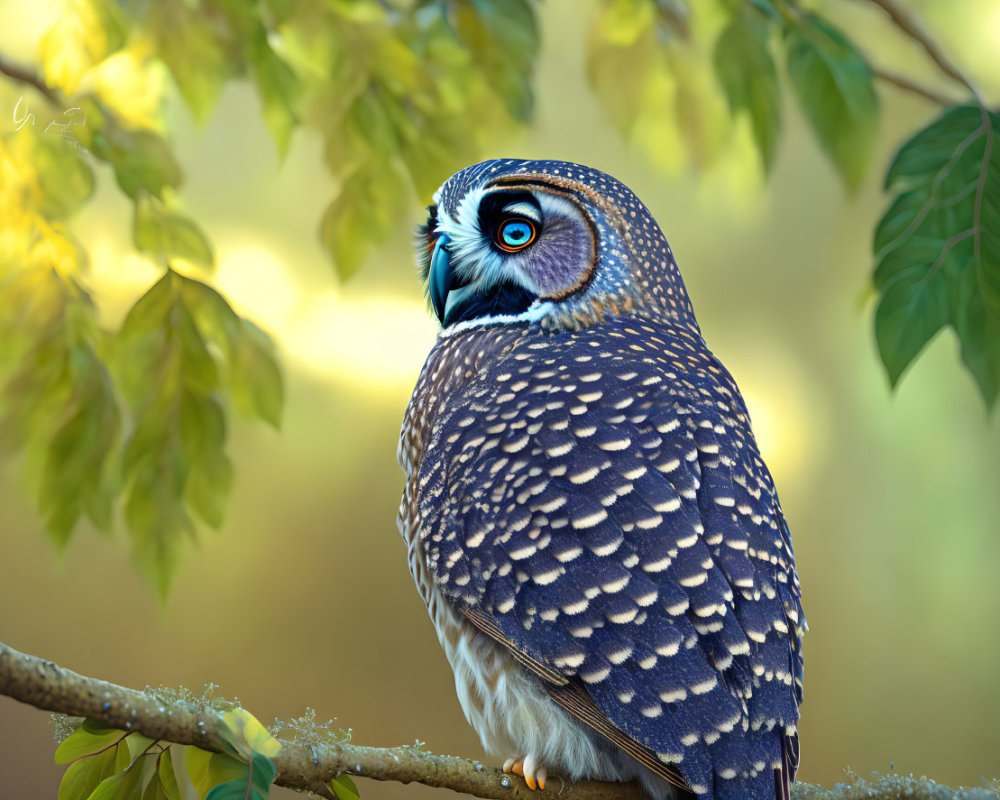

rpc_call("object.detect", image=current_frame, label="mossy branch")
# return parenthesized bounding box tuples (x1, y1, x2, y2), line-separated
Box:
(1, 641, 997, 800)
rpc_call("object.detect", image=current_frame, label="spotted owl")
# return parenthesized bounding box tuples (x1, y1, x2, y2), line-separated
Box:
(397, 159, 804, 800)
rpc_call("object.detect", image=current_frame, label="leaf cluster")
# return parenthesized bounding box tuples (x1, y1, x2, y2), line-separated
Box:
(1, 0, 544, 595)
(1, 0, 997, 604)
(874, 105, 1000, 404)
(53, 711, 286, 800)
(586, 0, 998, 405)
(587, 0, 878, 187)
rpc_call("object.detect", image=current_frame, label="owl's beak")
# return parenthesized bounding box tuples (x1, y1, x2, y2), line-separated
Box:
(429, 234, 455, 324)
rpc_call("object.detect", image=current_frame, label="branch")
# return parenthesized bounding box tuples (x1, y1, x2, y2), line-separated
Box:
(0, 52, 61, 107)
(869, 65, 958, 107)
(859, 0, 982, 103)
(1, 641, 996, 800)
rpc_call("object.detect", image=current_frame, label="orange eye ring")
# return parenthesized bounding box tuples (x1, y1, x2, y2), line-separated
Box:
(496, 218, 537, 252)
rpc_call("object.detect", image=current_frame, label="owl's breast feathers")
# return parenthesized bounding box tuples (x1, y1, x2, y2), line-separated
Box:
(398, 316, 804, 800)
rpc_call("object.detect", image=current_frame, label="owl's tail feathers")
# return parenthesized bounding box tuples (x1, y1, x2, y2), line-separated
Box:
(711, 737, 798, 800)
(776, 731, 799, 800)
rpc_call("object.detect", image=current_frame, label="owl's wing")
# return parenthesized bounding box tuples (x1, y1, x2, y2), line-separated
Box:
(416, 328, 804, 799)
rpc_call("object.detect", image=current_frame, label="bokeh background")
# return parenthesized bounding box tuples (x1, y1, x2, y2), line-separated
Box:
(2, 1, 1000, 797)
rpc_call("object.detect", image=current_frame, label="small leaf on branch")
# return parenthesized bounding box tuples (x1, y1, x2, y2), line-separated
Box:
(586, 0, 730, 173)
(26, 131, 97, 220)
(714, 9, 782, 172)
(785, 11, 878, 191)
(251, 36, 302, 156)
(148, 0, 232, 121)
(54, 719, 125, 764)
(58, 746, 119, 800)
(451, 0, 539, 122)
(144, 748, 182, 800)
(133, 193, 215, 270)
(873, 104, 1000, 406)
(87, 756, 149, 800)
(84, 108, 183, 199)
(187, 748, 249, 800)
(321, 162, 409, 280)
(329, 774, 362, 800)
(219, 709, 283, 760)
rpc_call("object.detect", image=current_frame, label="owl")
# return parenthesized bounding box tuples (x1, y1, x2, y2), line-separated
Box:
(397, 159, 804, 800)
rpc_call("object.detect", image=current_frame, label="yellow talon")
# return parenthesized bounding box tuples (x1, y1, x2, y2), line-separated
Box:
(503, 755, 547, 791)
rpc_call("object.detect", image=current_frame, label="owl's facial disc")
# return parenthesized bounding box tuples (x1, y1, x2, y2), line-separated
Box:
(419, 184, 596, 329)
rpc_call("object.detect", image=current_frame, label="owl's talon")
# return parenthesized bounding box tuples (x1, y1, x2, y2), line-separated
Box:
(520, 754, 546, 791)
(536, 767, 547, 791)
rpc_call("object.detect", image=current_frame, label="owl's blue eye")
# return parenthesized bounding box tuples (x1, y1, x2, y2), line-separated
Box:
(496, 218, 537, 252)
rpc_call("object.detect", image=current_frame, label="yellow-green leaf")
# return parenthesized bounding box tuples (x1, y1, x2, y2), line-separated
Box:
(133, 194, 215, 270)
(186, 748, 248, 800)
(55, 721, 125, 765)
(220, 709, 282, 759)
(58, 747, 119, 800)
(149, 0, 231, 120)
(229, 320, 283, 428)
(320, 162, 410, 280)
(329, 774, 362, 800)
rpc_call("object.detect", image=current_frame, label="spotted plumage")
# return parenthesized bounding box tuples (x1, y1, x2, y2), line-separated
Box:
(398, 159, 804, 800)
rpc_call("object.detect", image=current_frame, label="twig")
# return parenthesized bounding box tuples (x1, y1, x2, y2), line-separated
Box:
(0, 53, 61, 107)
(860, 0, 982, 102)
(869, 65, 957, 107)
(2, 641, 997, 800)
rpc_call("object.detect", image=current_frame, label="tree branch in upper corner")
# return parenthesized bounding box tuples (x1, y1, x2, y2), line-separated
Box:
(0, 53, 61, 107)
(860, 0, 982, 102)
(1, 641, 997, 800)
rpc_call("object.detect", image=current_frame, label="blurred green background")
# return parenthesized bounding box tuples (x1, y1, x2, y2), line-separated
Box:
(2, 1, 999, 798)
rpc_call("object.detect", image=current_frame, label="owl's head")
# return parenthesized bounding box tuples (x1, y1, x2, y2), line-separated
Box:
(417, 159, 698, 333)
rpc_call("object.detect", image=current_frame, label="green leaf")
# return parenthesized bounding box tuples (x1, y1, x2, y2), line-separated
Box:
(785, 11, 878, 190)
(198, 753, 274, 800)
(874, 243, 955, 385)
(28, 129, 96, 219)
(116, 271, 227, 596)
(586, 0, 729, 172)
(85, 109, 183, 199)
(87, 757, 149, 800)
(229, 320, 283, 428)
(320, 161, 410, 280)
(251, 38, 302, 156)
(873, 104, 1000, 406)
(954, 267, 1000, 406)
(40, 344, 121, 547)
(452, 0, 539, 121)
(177, 279, 283, 427)
(187, 749, 248, 800)
(329, 774, 362, 800)
(149, 0, 232, 120)
(55, 720, 126, 764)
(58, 747, 119, 800)
(745, 0, 779, 20)
(141, 748, 182, 800)
(134, 194, 215, 270)
(714, 10, 782, 172)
